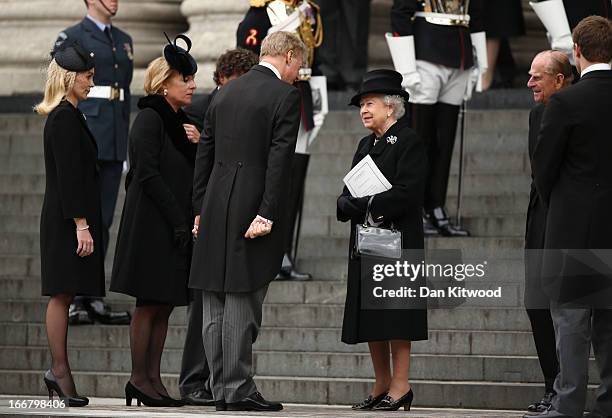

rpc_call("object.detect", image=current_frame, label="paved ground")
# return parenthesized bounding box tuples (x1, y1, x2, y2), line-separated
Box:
(0, 396, 526, 417)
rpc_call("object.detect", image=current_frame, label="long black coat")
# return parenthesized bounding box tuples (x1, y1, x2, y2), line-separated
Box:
(337, 117, 428, 343)
(533, 70, 612, 303)
(524, 103, 547, 308)
(189, 65, 301, 293)
(110, 96, 196, 306)
(40, 101, 104, 296)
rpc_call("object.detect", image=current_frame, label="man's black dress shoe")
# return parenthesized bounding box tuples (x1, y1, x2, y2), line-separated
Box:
(523, 405, 574, 417)
(226, 391, 283, 411)
(583, 413, 606, 418)
(68, 304, 93, 325)
(275, 268, 312, 281)
(86, 299, 131, 325)
(528, 391, 555, 413)
(182, 389, 215, 406)
(423, 215, 440, 236)
(215, 400, 227, 411)
(427, 207, 470, 237)
(352, 392, 387, 410)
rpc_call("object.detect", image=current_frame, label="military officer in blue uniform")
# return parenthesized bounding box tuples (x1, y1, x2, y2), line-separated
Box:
(54, 0, 132, 325)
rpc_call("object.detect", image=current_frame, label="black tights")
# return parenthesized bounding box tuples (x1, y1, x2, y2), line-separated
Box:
(46, 294, 77, 396)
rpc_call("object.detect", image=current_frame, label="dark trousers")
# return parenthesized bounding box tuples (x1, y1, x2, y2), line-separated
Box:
(411, 103, 460, 211)
(526, 308, 559, 392)
(74, 160, 122, 306)
(179, 291, 211, 397)
(283, 153, 310, 258)
(313, 0, 371, 86)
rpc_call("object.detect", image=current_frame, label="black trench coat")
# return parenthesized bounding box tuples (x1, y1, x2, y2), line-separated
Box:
(189, 65, 301, 293)
(337, 117, 428, 343)
(40, 101, 104, 296)
(110, 96, 196, 306)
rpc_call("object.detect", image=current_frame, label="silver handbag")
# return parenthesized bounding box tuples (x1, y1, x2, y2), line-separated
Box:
(355, 197, 402, 259)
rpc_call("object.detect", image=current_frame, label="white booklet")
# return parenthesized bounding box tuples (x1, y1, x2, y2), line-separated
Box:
(343, 155, 392, 198)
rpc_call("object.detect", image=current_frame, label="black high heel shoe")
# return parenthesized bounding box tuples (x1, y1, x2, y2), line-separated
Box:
(373, 389, 414, 411)
(43, 370, 89, 407)
(124, 382, 173, 407)
(351, 392, 388, 410)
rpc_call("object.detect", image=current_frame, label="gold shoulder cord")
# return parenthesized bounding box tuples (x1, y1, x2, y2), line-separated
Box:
(298, 0, 323, 67)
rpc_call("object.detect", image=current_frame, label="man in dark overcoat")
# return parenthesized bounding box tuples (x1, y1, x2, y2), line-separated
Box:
(189, 31, 305, 411)
(523, 50, 573, 414)
(54, 0, 132, 325)
(524, 16, 612, 418)
(179, 48, 259, 407)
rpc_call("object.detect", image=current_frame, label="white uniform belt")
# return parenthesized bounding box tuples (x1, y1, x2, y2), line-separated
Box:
(415, 11, 470, 27)
(87, 86, 125, 101)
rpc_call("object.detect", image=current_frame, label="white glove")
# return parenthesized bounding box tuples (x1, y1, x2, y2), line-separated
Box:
(385, 33, 421, 92)
(530, 0, 575, 63)
(464, 67, 480, 101)
(470, 31, 487, 93)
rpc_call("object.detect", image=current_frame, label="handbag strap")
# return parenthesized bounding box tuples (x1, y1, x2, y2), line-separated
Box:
(363, 195, 396, 231)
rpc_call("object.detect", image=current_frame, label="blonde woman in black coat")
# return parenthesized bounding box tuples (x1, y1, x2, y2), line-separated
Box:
(110, 35, 199, 407)
(35, 41, 99, 407)
(337, 69, 428, 411)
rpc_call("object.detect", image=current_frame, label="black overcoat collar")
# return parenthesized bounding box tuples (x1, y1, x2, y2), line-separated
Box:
(357, 116, 409, 159)
(137, 95, 197, 166)
(61, 100, 98, 154)
(251, 64, 279, 79)
(578, 69, 612, 82)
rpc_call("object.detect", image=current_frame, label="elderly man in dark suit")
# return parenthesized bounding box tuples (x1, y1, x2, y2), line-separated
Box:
(524, 49, 573, 414)
(189, 31, 305, 412)
(524, 16, 612, 418)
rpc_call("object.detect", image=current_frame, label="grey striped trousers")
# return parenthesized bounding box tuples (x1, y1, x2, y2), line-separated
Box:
(201, 286, 268, 403)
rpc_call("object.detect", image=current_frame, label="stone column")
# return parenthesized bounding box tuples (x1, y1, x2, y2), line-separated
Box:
(181, 0, 249, 91)
(0, 0, 187, 96)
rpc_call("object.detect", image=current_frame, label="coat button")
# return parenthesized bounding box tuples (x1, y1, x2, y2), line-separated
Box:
(238, 162, 243, 167)
(114, 64, 118, 69)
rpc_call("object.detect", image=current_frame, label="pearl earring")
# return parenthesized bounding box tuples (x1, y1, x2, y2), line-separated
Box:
(163, 89, 168, 96)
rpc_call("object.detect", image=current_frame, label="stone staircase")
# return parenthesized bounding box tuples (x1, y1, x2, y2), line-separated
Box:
(0, 106, 599, 410)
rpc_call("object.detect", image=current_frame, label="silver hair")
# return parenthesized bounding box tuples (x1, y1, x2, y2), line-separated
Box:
(383, 95, 406, 120)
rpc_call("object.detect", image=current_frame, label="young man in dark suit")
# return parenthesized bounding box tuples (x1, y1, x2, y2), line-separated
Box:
(525, 16, 612, 418)
(189, 31, 305, 412)
(524, 49, 573, 414)
(54, 0, 132, 325)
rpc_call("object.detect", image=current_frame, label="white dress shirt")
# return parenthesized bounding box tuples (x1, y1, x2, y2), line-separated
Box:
(259, 61, 282, 80)
(581, 63, 612, 77)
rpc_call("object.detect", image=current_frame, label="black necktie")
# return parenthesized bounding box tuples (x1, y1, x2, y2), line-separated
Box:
(104, 26, 114, 44)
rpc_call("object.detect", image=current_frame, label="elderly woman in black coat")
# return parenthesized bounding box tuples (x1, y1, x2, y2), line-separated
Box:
(337, 69, 428, 411)
(110, 35, 199, 407)
(35, 41, 98, 407)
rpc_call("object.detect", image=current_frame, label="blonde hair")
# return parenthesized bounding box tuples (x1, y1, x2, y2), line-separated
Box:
(34, 59, 76, 115)
(260, 31, 308, 64)
(144, 56, 175, 95)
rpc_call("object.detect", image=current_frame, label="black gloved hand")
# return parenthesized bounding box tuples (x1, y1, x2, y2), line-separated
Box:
(173, 225, 191, 250)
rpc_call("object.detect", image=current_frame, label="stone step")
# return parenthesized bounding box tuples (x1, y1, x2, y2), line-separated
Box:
(0, 370, 597, 410)
(0, 302, 533, 330)
(0, 322, 541, 355)
(0, 346, 600, 384)
(0, 278, 347, 305)
(0, 115, 46, 135)
(307, 151, 529, 177)
(305, 173, 530, 198)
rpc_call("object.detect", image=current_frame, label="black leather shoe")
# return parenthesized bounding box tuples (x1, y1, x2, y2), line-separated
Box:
(275, 268, 312, 281)
(527, 391, 555, 413)
(427, 207, 470, 237)
(226, 391, 283, 411)
(182, 389, 215, 406)
(373, 389, 414, 411)
(423, 215, 440, 236)
(68, 304, 93, 325)
(523, 405, 574, 417)
(215, 400, 227, 411)
(351, 392, 387, 410)
(583, 413, 605, 418)
(86, 300, 131, 325)
(124, 382, 172, 407)
(160, 394, 185, 407)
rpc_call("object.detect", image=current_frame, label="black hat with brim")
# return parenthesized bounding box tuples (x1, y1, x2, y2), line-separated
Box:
(163, 33, 198, 76)
(349, 69, 410, 107)
(52, 39, 95, 72)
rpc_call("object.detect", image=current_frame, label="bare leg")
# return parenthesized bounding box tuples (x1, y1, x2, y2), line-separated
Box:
(388, 340, 412, 399)
(129, 305, 162, 399)
(46, 294, 77, 396)
(147, 305, 173, 397)
(482, 38, 501, 91)
(368, 341, 391, 396)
